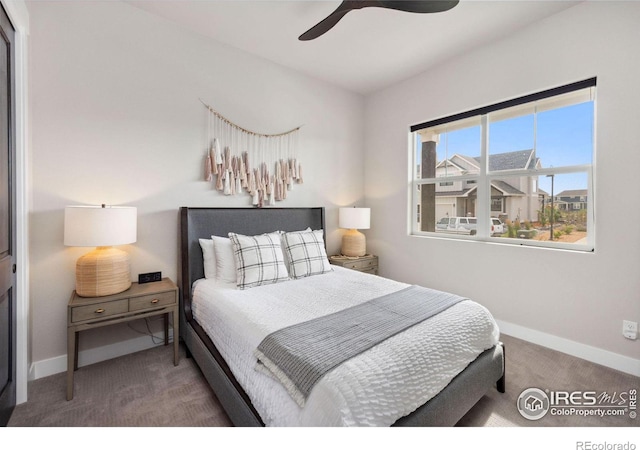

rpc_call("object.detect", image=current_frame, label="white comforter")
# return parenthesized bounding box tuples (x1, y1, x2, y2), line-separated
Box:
(192, 266, 499, 427)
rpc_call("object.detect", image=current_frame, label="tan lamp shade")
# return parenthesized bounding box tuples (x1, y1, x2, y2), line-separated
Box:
(64, 205, 137, 297)
(339, 207, 370, 257)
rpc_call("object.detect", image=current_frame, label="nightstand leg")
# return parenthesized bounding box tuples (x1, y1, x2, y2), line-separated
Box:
(67, 327, 76, 401)
(164, 313, 169, 346)
(74, 331, 79, 371)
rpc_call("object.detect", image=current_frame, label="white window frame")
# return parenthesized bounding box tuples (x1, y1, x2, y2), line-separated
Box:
(409, 79, 596, 252)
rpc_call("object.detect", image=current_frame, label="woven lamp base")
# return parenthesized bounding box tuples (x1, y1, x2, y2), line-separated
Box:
(341, 229, 366, 257)
(75, 247, 132, 297)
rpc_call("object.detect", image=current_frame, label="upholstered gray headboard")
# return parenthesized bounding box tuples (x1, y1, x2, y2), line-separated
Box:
(179, 207, 326, 321)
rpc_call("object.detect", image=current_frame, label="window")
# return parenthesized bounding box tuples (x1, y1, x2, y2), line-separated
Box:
(410, 78, 595, 251)
(491, 198, 504, 213)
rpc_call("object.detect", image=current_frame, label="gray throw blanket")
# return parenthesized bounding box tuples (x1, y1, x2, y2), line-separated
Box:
(255, 285, 466, 407)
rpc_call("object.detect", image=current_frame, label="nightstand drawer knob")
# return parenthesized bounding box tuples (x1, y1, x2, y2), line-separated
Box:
(95, 308, 105, 314)
(151, 299, 159, 304)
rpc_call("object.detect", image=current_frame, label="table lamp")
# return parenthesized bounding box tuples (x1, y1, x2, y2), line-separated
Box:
(64, 204, 137, 297)
(339, 207, 370, 257)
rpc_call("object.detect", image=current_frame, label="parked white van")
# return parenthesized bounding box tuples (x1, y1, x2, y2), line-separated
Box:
(436, 217, 505, 236)
(436, 217, 477, 235)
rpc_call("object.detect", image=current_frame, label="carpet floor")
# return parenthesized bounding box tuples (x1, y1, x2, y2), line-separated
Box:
(7, 334, 639, 427)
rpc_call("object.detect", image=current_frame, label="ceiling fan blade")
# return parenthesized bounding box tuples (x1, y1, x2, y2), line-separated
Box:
(299, 1, 459, 41)
(298, 1, 380, 41)
(299, 3, 350, 41)
(377, 1, 459, 14)
(298, 10, 349, 41)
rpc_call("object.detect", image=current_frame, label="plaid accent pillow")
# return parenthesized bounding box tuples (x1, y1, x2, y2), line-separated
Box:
(228, 232, 290, 289)
(282, 230, 332, 279)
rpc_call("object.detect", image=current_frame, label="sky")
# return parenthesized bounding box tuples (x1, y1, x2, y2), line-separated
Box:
(428, 100, 594, 194)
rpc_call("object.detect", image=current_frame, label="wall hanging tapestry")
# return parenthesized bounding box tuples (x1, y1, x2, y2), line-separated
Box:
(201, 99, 303, 207)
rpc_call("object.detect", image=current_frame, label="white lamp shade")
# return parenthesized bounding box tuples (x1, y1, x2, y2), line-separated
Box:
(339, 207, 370, 230)
(64, 205, 137, 247)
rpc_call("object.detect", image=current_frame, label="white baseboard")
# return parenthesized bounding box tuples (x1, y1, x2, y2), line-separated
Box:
(496, 319, 640, 377)
(29, 330, 174, 381)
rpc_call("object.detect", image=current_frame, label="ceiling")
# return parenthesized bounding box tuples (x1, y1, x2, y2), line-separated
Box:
(127, 1, 580, 95)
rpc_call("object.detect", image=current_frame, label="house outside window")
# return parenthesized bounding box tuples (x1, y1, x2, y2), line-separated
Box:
(410, 78, 595, 251)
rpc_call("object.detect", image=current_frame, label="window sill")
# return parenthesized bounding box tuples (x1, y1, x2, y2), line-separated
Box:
(409, 231, 594, 253)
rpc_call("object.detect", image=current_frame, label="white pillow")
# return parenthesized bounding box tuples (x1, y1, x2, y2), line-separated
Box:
(282, 230, 332, 279)
(199, 238, 216, 279)
(212, 236, 237, 283)
(228, 232, 290, 290)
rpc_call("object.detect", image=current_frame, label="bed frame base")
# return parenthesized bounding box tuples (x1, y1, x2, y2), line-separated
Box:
(182, 318, 263, 426)
(393, 343, 504, 426)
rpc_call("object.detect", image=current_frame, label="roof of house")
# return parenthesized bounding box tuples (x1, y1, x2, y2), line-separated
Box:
(435, 189, 472, 197)
(472, 149, 538, 171)
(449, 154, 479, 172)
(437, 149, 538, 172)
(435, 149, 539, 197)
(556, 189, 588, 198)
(437, 180, 525, 197)
(435, 159, 468, 174)
(492, 180, 525, 196)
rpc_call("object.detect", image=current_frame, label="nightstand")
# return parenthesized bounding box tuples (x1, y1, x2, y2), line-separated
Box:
(66, 278, 179, 400)
(329, 255, 378, 275)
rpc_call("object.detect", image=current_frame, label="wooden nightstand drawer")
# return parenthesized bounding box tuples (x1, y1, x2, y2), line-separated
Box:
(352, 258, 377, 270)
(342, 261, 363, 270)
(130, 291, 176, 311)
(71, 298, 129, 323)
(329, 255, 378, 274)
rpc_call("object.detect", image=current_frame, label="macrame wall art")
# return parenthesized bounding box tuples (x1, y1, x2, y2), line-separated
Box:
(201, 99, 303, 208)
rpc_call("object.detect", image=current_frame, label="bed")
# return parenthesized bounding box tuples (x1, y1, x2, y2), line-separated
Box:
(178, 207, 505, 426)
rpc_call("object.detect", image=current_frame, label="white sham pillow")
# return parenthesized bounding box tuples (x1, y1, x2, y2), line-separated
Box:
(199, 238, 216, 279)
(228, 232, 290, 289)
(212, 235, 237, 283)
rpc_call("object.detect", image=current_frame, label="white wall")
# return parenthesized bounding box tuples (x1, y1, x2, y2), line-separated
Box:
(365, 2, 640, 373)
(28, 1, 364, 376)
